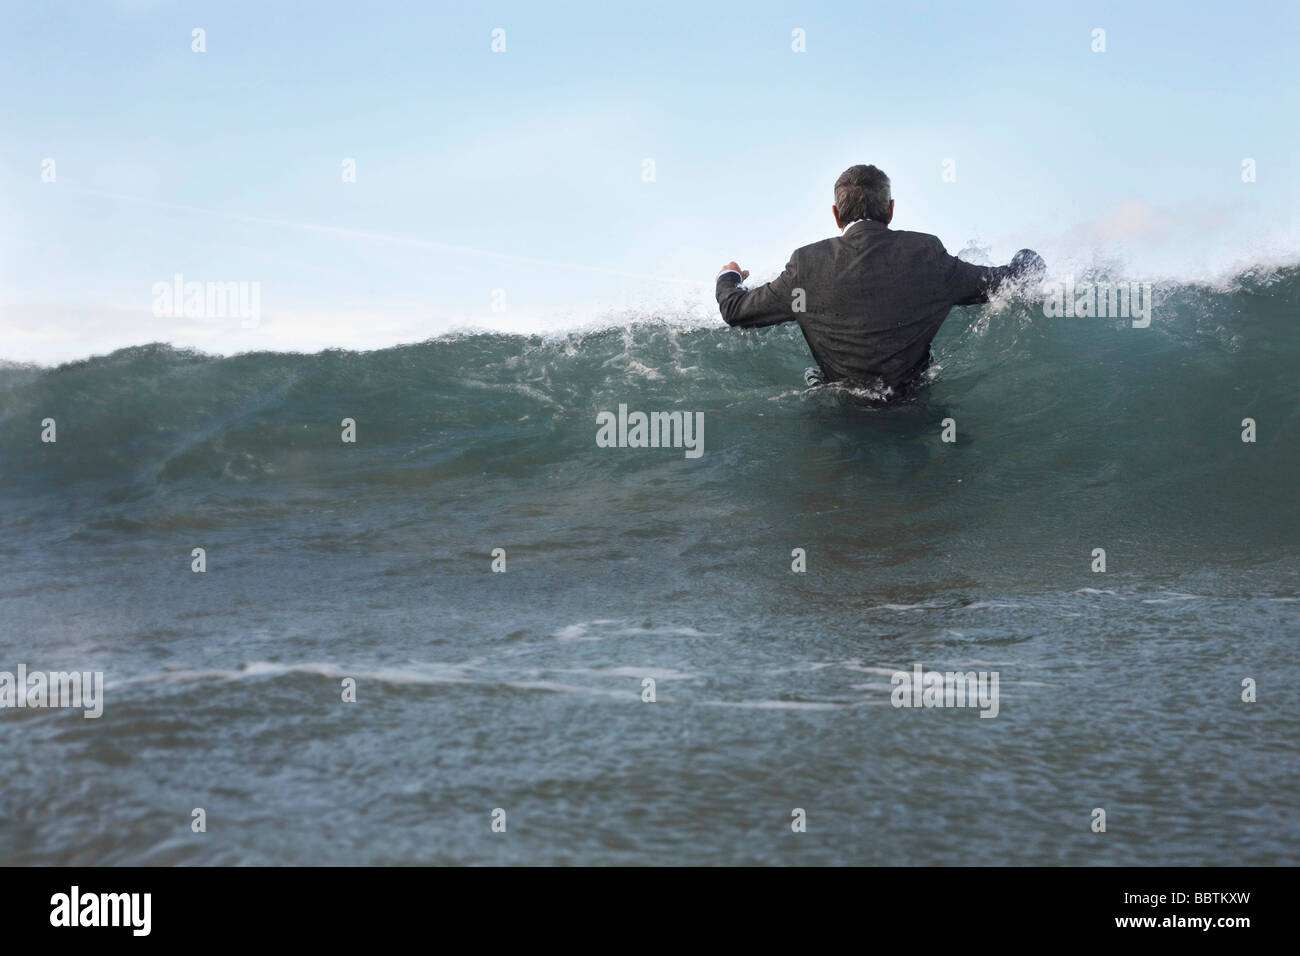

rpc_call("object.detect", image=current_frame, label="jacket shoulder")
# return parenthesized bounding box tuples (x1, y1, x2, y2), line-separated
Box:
(888, 229, 947, 252)
(791, 236, 838, 262)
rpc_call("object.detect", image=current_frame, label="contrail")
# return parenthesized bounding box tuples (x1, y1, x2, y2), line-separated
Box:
(71, 188, 709, 287)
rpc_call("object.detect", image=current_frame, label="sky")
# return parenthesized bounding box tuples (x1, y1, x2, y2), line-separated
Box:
(2, 0, 1299, 362)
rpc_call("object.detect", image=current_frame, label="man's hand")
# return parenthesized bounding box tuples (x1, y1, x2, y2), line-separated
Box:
(718, 261, 750, 280)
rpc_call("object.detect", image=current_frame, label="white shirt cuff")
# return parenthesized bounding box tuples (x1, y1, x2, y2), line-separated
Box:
(717, 269, 742, 280)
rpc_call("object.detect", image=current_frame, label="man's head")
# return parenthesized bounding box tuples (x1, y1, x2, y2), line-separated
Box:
(833, 164, 893, 229)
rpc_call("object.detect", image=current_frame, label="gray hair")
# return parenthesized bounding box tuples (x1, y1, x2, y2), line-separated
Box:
(834, 164, 891, 224)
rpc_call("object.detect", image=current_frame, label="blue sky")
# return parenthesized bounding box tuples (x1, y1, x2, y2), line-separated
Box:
(3, 0, 1298, 361)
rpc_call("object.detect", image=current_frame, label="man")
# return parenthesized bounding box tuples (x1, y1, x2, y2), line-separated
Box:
(716, 164, 1044, 393)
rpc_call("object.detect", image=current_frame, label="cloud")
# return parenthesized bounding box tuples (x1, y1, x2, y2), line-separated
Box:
(1061, 199, 1239, 250)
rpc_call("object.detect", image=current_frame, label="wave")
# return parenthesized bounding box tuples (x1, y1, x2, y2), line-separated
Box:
(1, 265, 1297, 575)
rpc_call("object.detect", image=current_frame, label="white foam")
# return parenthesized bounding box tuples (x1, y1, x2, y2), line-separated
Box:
(701, 699, 853, 711)
(1141, 592, 1204, 604)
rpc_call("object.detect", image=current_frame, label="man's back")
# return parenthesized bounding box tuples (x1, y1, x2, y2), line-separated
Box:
(716, 218, 1041, 390)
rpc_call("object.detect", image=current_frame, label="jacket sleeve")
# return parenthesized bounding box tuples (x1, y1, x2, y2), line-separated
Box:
(716, 255, 800, 328)
(945, 246, 1045, 306)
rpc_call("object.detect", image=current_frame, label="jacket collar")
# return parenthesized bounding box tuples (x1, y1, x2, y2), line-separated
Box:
(842, 219, 888, 237)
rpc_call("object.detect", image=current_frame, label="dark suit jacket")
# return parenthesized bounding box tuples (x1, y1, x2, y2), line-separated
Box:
(716, 219, 1042, 389)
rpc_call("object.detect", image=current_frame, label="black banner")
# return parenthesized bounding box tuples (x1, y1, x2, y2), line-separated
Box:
(0, 866, 1275, 941)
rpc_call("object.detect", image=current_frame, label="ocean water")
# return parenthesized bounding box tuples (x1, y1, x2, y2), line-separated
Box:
(1, 268, 1297, 865)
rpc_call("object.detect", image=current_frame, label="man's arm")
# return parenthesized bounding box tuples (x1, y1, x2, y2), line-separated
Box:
(716, 256, 800, 328)
(945, 247, 1045, 306)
